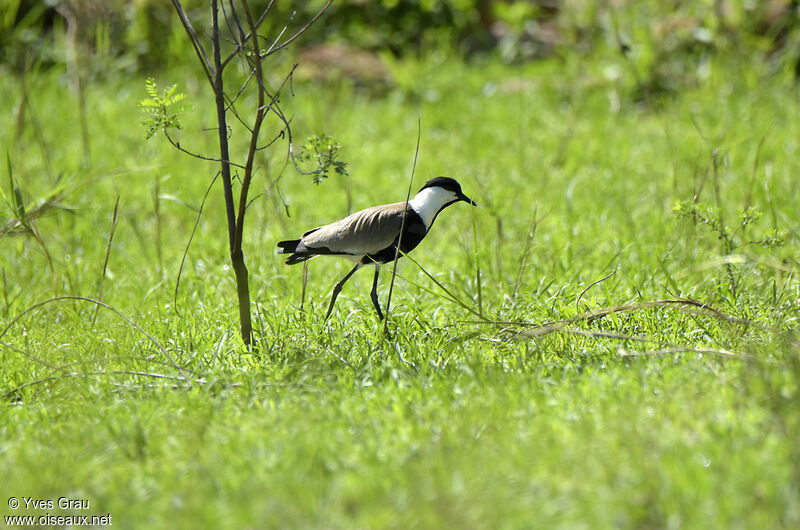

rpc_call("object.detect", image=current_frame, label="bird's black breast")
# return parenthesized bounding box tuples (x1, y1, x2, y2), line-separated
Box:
(364, 209, 427, 264)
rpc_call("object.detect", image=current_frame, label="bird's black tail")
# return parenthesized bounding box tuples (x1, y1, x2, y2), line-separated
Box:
(277, 239, 300, 254)
(277, 239, 311, 265)
(285, 254, 311, 265)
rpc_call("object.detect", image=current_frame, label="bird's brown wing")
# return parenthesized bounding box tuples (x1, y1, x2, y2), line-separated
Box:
(300, 202, 407, 256)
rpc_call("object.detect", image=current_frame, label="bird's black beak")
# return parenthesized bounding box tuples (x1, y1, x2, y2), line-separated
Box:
(459, 193, 477, 206)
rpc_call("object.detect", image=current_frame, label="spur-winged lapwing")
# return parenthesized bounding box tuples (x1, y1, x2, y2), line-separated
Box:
(277, 177, 476, 320)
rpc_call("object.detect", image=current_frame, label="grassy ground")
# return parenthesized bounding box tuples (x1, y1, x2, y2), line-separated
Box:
(1, 44, 799, 528)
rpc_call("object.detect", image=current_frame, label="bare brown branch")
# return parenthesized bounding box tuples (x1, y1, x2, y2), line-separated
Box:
(235, 0, 267, 252)
(264, 0, 334, 58)
(221, 0, 276, 68)
(163, 129, 246, 170)
(210, 0, 238, 254)
(170, 0, 215, 86)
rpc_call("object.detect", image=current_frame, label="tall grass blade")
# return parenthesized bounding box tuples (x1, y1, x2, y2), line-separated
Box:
(384, 118, 421, 333)
(470, 202, 483, 318)
(174, 172, 219, 317)
(93, 196, 120, 327)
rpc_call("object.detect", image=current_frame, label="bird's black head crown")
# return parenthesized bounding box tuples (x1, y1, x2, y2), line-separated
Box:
(418, 176, 476, 206)
(419, 176, 463, 194)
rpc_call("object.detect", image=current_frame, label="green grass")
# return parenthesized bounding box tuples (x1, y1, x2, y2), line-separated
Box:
(1, 43, 799, 528)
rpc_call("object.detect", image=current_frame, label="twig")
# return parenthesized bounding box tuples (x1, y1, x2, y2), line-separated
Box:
(221, 0, 277, 67)
(223, 0, 268, 350)
(234, 0, 267, 252)
(226, 67, 257, 112)
(164, 129, 246, 170)
(222, 0, 245, 45)
(170, 0, 215, 87)
(263, 0, 334, 57)
(263, 13, 292, 57)
(210, 0, 238, 254)
(257, 64, 299, 115)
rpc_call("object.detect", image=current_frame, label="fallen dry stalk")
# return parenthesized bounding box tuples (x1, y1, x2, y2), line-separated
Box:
(463, 297, 751, 330)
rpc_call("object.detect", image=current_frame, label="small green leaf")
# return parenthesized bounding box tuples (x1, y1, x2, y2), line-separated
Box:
(296, 134, 349, 184)
(138, 79, 188, 139)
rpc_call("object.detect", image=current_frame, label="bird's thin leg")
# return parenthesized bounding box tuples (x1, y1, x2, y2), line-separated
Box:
(370, 264, 384, 320)
(325, 264, 361, 320)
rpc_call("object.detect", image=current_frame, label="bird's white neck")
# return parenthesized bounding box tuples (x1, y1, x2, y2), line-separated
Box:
(408, 187, 458, 229)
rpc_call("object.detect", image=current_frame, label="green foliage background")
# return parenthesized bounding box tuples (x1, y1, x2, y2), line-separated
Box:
(1, 1, 799, 528)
